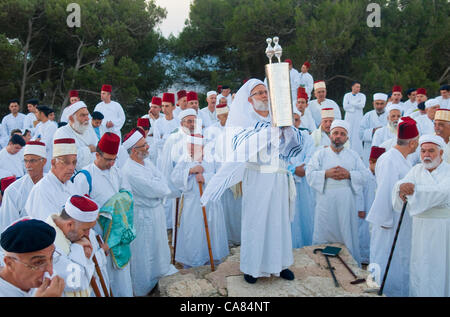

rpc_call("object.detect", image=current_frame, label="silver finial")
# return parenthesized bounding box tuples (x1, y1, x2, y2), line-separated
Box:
(265, 38, 274, 64)
(273, 36, 282, 63)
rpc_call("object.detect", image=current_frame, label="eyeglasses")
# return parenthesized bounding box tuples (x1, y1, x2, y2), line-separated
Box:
(250, 90, 268, 97)
(56, 157, 77, 166)
(133, 142, 148, 149)
(10, 250, 61, 271)
(24, 158, 44, 164)
(100, 153, 117, 162)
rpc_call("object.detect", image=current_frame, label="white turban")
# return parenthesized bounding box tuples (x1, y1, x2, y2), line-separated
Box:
(65, 101, 88, 119)
(178, 108, 197, 121)
(425, 98, 440, 109)
(64, 195, 99, 223)
(373, 93, 388, 102)
(330, 120, 350, 133)
(207, 91, 217, 98)
(419, 134, 445, 149)
(386, 103, 402, 113)
(24, 141, 46, 158)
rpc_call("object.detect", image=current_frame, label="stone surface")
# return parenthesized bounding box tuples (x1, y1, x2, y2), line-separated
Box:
(157, 243, 379, 297)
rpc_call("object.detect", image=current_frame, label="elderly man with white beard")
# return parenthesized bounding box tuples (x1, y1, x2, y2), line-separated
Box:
(372, 104, 402, 147)
(392, 134, 450, 297)
(53, 101, 98, 171)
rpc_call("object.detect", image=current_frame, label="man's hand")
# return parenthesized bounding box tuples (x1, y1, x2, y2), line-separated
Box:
(295, 164, 306, 177)
(34, 276, 65, 297)
(106, 121, 114, 128)
(335, 166, 351, 180)
(325, 167, 340, 179)
(196, 173, 205, 184)
(88, 144, 96, 153)
(33, 120, 39, 127)
(358, 211, 366, 219)
(74, 237, 93, 259)
(399, 183, 415, 202)
(189, 165, 204, 175)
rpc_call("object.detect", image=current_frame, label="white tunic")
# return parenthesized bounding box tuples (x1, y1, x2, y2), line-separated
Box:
(310, 128, 331, 149)
(153, 116, 179, 162)
(199, 107, 218, 128)
(366, 148, 412, 297)
(122, 158, 177, 296)
(307, 98, 342, 127)
(0, 277, 33, 297)
(24, 170, 74, 221)
(372, 125, 396, 147)
(435, 96, 450, 109)
(415, 115, 435, 135)
(93, 101, 125, 138)
(343, 92, 365, 156)
(299, 110, 317, 133)
(402, 99, 417, 116)
(1, 113, 26, 147)
(358, 110, 388, 166)
(22, 112, 38, 135)
(0, 148, 25, 178)
(306, 147, 366, 263)
(392, 161, 450, 297)
(360, 168, 377, 264)
(33, 120, 58, 173)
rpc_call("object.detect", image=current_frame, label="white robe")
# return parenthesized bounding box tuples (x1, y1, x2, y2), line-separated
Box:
(403, 99, 417, 116)
(122, 158, 177, 296)
(1, 113, 26, 147)
(93, 101, 125, 139)
(0, 148, 25, 178)
(24, 170, 74, 221)
(306, 147, 365, 263)
(310, 127, 330, 149)
(307, 99, 342, 127)
(415, 114, 435, 135)
(289, 68, 301, 107)
(392, 161, 450, 297)
(0, 174, 35, 231)
(153, 116, 179, 163)
(199, 107, 218, 128)
(359, 110, 388, 166)
(299, 110, 316, 133)
(360, 168, 376, 264)
(0, 277, 34, 297)
(22, 112, 38, 135)
(372, 124, 396, 147)
(435, 96, 450, 109)
(298, 71, 314, 100)
(366, 148, 412, 297)
(343, 92, 366, 156)
(33, 120, 58, 173)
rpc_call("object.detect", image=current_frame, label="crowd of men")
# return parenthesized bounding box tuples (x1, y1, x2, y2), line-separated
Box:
(0, 59, 449, 297)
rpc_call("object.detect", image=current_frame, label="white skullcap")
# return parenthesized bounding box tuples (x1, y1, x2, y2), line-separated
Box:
(330, 119, 350, 133)
(321, 108, 335, 119)
(64, 195, 99, 223)
(373, 93, 388, 101)
(425, 98, 440, 109)
(24, 141, 46, 158)
(386, 103, 402, 113)
(314, 81, 326, 90)
(53, 138, 77, 158)
(207, 91, 217, 98)
(178, 108, 197, 121)
(122, 128, 145, 151)
(65, 101, 88, 118)
(419, 134, 445, 149)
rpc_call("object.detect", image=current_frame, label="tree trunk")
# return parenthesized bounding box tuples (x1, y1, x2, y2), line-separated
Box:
(20, 18, 33, 108)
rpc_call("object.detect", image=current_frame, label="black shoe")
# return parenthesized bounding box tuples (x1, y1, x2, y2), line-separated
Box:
(280, 269, 295, 281)
(244, 274, 258, 284)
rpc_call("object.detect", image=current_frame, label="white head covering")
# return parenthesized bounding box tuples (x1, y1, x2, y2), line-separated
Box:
(206, 91, 217, 98)
(373, 93, 388, 101)
(314, 81, 326, 90)
(64, 195, 99, 223)
(24, 141, 46, 158)
(386, 103, 402, 113)
(122, 129, 144, 150)
(65, 101, 88, 119)
(178, 108, 197, 121)
(330, 119, 350, 133)
(419, 134, 445, 149)
(226, 78, 266, 128)
(53, 138, 77, 158)
(425, 98, 439, 109)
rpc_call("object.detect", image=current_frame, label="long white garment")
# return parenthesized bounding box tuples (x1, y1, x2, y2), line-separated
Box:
(0, 113, 26, 147)
(415, 115, 435, 135)
(289, 68, 301, 107)
(307, 99, 342, 127)
(392, 161, 450, 297)
(372, 125, 396, 147)
(379, 137, 421, 167)
(402, 99, 417, 116)
(24, 171, 74, 221)
(310, 127, 331, 149)
(199, 107, 218, 128)
(298, 71, 314, 100)
(71, 163, 133, 297)
(93, 101, 125, 138)
(22, 112, 38, 135)
(0, 277, 34, 297)
(360, 168, 377, 264)
(153, 116, 179, 162)
(33, 120, 58, 173)
(0, 174, 35, 231)
(306, 147, 365, 263)
(299, 110, 317, 133)
(171, 159, 229, 267)
(435, 95, 450, 109)
(359, 110, 388, 166)
(366, 148, 412, 297)
(53, 124, 97, 171)
(343, 92, 365, 156)
(122, 158, 177, 296)
(0, 148, 25, 178)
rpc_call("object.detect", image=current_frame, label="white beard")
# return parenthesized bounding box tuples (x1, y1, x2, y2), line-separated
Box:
(421, 156, 441, 170)
(72, 119, 89, 134)
(252, 98, 269, 111)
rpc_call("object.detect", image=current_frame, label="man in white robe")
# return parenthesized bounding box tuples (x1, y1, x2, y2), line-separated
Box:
(93, 84, 125, 139)
(215, 85, 232, 106)
(297, 61, 314, 101)
(60, 90, 81, 123)
(435, 84, 449, 110)
(306, 120, 365, 263)
(343, 82, 365, 156)
(311, 108, 334, 149)
(434, 109, 450, 163)
(285, 59, 300, 107)
(0, 134, 26, 178)
(173, 90, 188, 118)
(71, 132, 133, 297)
(0, 141, 46, 231)
(153, 92, 179, 162)
(392, 135, 450, 297)
(359, 93, 388, 166)
(0, 219, 65, 297)
(199, 91, 218, 128)
(295, 87, 316, 133)
(90, 111, 106, 142)
(366, 117, 420, 297)
(416, 98, 440, 135)
(388, 85, 404, 112)
(53, 101, 97, 171)
(409, 88, 428, 119)
(121, 128, 177, 295)
(372, 104, 402, 147)
(307, 80, 342, 126)
(1, 99, 26, 148)
(22, 99, 39, 136)
(142, 97, 163, 165)
(24, 138, 77, 221)
(33, 106, 58, 172)
(403, 88, 417, 116)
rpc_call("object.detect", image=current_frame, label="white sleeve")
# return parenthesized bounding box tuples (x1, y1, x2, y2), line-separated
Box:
(305, 150, 326, 194)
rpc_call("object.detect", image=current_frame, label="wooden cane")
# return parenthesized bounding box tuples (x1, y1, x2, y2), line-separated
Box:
(198, 182, 215, 271)
(172, 197, 180, 265)
(90, 276, 102, 297)
(95, 235, 113, 297)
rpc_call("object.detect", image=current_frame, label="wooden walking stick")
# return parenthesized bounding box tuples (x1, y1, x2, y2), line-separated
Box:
(198, 182, 215, 271)
(90, 275, 102, 297)
(94, 235, 110, 297)
(378, 201, 408, 296)
(172, 197, 180, 265)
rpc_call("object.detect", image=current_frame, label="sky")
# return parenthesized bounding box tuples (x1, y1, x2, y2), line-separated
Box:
(154, 0, 193, 38)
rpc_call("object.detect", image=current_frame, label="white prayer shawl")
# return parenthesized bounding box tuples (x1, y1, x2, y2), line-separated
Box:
(372, 125, 396, 147)
(343, 92, 366, 156)
(0, 174, 35, 232)
(307, 98, 342, 127)
(1, 113, 26, 147)
(46, 215, 94, 297)
(53, 124, 97, 171)
(0, 148, 25, 178)
(93, 101, 126, 138)
(311, 127, 331, 149)
(171, 158, 229, 267)
(0, 277, 34, 297)
(415, 115, 435, 135)
(358, 110, 388, 166)
(32, 120, 58, 172)
(24, 170, 74, 221)
(435, 95, 450, 109)
(298, 71, 314, 100)
(392, 162, 450, 297)
(306, 147, 365, 263)
(71, 162, 133, 297)
(366, 148, 412, 297)
(122, 158, 176, 295)
(22, 112, 38, 135)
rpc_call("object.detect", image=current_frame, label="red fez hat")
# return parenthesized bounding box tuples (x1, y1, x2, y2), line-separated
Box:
(297, 87, 308, 100)
(187, 91, 198, 102)
(1, 176, 16, 192)
(369, 146, 386, 160)
(392, 85, 402, 93)
(177, 90, 187, 100)
(137, 118, 150, 129)
(151, 96, 162, 106)
(284, 59, 292, 65)
(69, 90, 79, 98)
(397, 117, 419, 140)
(98, 132, 120, 155)
(101, 84, 112, 93)
(162, 92, 175, 104)
(303, 61, 311, 68)
(416, 88, 427, 96)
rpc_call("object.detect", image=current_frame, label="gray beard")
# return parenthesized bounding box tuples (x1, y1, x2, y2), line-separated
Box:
(252, 98, 269, 111)
(72, 120, 89, 134)
(421, 157, 440, 170)
(332, 140, 345, 150)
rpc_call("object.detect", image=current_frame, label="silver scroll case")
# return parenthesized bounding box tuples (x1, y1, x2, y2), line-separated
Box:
(264, 37, 293, 127)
